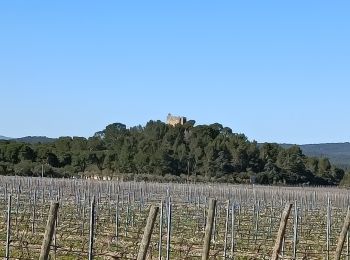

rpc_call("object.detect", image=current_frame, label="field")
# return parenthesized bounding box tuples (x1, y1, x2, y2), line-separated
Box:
(0, 176, 350, 259)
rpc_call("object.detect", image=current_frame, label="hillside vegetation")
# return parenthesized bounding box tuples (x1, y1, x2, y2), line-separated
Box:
(0, 121, 346, 185)
(281, 143, 350, 170)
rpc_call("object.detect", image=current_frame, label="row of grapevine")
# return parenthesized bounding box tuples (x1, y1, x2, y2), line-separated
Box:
(0, 176, 350, 259)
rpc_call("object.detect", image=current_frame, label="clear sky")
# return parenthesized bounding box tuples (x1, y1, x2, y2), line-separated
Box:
(0, 1, 349, 144)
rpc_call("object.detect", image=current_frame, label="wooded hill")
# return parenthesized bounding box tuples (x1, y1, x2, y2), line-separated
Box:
(281, 143, 350, 170)
(0, 121, 346, 185)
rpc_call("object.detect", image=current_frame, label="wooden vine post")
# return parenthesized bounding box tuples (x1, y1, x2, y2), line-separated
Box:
(271, 203, 293, 260)
(335, 207, 350, 260)
(39, 201, 59, 260)
(137, 205, 159, 260)
(202, 198, 217, 260)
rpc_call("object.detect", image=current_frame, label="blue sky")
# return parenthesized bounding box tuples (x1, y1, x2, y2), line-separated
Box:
(0, 1, 349, 144)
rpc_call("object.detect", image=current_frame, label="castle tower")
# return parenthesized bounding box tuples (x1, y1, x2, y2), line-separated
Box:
(166, 113, 187, 126)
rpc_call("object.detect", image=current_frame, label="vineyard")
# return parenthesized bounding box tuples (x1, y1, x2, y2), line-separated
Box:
(0, 176, 350, 259)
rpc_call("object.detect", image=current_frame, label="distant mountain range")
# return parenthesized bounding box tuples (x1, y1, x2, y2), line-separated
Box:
(15, 136, 56, 144)
(0, 135, 12, 140)
(0, 135, 56, 144)
(281, 143, 350, 169)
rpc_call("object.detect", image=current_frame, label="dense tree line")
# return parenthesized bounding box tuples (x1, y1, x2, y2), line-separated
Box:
(0, 121, 346, 185)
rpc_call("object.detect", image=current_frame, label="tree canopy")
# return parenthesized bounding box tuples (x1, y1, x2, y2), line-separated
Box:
(0, 120, 346, 185)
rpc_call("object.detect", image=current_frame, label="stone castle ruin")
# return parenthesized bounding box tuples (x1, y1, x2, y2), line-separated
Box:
(166, 113, 187, 126)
